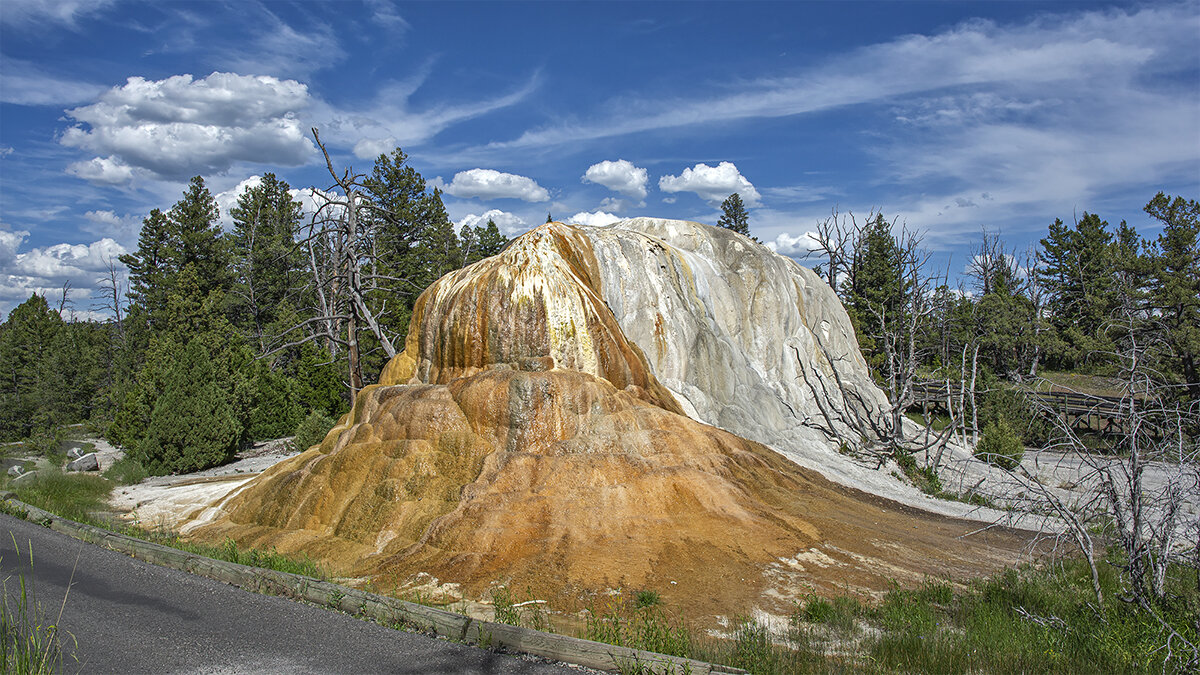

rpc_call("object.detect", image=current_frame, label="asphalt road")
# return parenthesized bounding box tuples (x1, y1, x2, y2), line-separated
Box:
(0, 514, 576, 674)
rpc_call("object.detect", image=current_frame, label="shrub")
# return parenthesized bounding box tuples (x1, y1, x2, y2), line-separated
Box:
(979, 386, 1050, 446)
(135, 338, 241, 475)
(634, 589, 660, 608)
(22, 426, 64, 461)
(288, 410, 338, 453)
(102, 456, 147, 485)
(975, 415, 1024, 470)
(248, 368, 304, 441)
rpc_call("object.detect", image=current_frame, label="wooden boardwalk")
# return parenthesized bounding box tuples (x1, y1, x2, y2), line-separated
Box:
(910, 382, 1133, 436)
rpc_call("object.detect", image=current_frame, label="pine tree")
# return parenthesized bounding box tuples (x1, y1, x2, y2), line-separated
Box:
(717, 193, 750, 237)
(477, 219, 507, 258)
(844, 213, 905, 370)
(0, 295, 61, 438)
(1036, 213, 1116, 368)
(136, 337, 241, 475)
(119, 209, 173, 326)
(1144, 192, 1200, 400)
(169, 176, 230, 298)
(229, 173, 303, 344)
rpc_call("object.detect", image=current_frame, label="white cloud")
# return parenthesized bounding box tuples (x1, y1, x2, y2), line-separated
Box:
(364, 0, 411, 31)
(331, 71, 539, 160)
(0, 231, 27, 266)
(456, 209, 528, 237)
(568, 211, 621, 227)
(11, 239, 127, 279)
(658, 162, 762, 206)
(213, 175, 264, 228)
(353, 137, 399, 160)
(442, 169, 550, 202)
(83, 210, 141, 242)
(218, 8, 347, 80)
(67, 156, 134, 185)
(0, 229, 129, 317)
(488, 6, 1192, 151)
(0, 0, 117, 29)
(599, 196, 641, 213)
(0, 147, 12, 157)
(61, 72, 314, 181)
(582, 159, 649, 200)
(763, 185, 836, 204)
(0, 57, 106, 106)
(767, 231, 822, 259)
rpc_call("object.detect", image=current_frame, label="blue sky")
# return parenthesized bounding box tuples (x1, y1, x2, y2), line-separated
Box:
(1, 0, 1197, 319)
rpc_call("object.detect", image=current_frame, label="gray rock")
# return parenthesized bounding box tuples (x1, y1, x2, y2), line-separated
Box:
(66, 452, 99, 472)
(7, 464, 24, 477)
(67, 447, 83, 460)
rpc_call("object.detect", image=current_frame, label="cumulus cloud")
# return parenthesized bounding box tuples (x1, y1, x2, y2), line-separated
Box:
(456, 209, 528, 237)
(213, 175, 265, 228)
(658, 162, 761, 206)
(67, 156, 134, 185)
(441, 169, 550, 202)
(767, 231, 822, 259)
(582, 159, 649, 200)
(11, 239, 127, 279)
(83, 210, 141, 242)
(599, 197, 641, 213)
(60, 72, 314, 181)
(0, 229, 129, 316)
(568, 211, 621, 227)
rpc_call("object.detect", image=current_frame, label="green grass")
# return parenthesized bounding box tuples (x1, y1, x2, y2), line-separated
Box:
(102, 456, 148, 485)
(1, 537, 77, 674)
(1032, 370, 1126, 398)
(2, 470, 328, 581)
(7, 470, 112, 523)
(583, 594, 693, 659)
(572, 553, 1198, 674)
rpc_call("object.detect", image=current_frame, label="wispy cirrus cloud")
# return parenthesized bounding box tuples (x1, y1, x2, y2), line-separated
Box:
(0, 57, 106, 106)
(0, 0, 118, 30)
(330, 70, 541, 160)
(483, 6, 1190, 151)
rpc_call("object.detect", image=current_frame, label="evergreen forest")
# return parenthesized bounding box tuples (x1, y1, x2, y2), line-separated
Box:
(0, 157, 1194, 477)
(0, 147, 506, 475)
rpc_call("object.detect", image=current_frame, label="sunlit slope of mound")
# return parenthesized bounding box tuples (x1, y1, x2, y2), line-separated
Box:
(581, 218, 904, 495)
(191, 222, 1028, 617)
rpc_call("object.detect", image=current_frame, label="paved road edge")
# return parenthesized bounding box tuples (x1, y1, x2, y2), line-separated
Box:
(0, 494, 744, 674)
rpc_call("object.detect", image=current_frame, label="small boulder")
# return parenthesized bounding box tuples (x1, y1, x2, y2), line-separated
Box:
(6, 464, 24, 477)
(66, 452, 99, 472)
(67, 447, 83, 460)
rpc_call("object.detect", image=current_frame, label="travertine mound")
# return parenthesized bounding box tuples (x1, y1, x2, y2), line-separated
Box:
(193, 221, 1026, 618)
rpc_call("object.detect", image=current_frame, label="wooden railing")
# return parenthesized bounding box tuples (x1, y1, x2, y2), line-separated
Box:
(909, 382, 1139, 436)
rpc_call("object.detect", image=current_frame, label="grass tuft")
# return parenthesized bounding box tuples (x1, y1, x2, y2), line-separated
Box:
(102, 456, 148, 485)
